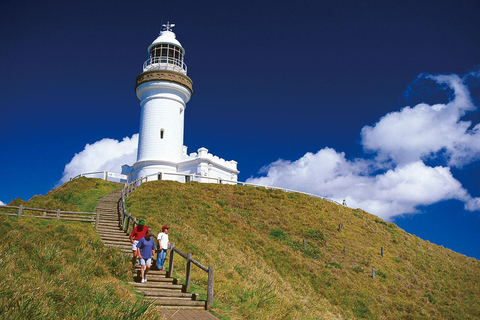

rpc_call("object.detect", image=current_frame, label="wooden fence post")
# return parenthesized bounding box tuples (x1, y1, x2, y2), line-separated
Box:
(206, 265, 214, 310)
(126, 217, 130, 233)
(158, 172, 162, 180)
(338, 223, 342, 232)
(167, 243, 175, 278)
(185, 253, 192, 292)
(56, 209, 61, 219)
(303, 239, 306, 251)
(381, 247, 384, 257)
(343, 245, 346, 253)
(18, 205, 23, 217)
(372, 267, 375, 279)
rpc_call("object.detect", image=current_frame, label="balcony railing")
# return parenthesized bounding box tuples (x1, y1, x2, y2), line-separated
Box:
(143, 57, 187, 74)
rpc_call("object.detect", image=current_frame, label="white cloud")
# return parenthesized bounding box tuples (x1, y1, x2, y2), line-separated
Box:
(60, 134, 138, 184)
(247, 149, 475, 220)
(247, 73, 480, 220)
(466, 198, 480, 211)
(361, 74, 480, 167)
(0, 201, 5, 206)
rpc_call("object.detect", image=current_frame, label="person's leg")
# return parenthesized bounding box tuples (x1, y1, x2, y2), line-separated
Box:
(159, 249, 167, 270)
(132, 241, 138, 264)
(156, 250, 161, 270)
(144, 259, 151, 281)
(140, 259, 146, 282)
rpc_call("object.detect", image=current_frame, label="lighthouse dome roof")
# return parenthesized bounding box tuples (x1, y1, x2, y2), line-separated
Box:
(148, 30, 184, 52)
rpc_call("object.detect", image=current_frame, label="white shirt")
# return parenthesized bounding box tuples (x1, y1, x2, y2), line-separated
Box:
(158, 232, 169, 249)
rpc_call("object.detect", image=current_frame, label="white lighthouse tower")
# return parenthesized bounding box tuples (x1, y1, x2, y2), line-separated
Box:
(127, 23, 239, 182)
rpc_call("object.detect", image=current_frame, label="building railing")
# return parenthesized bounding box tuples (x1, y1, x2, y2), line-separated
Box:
(71, 171, 127, 182)
(118, 179, 214, 310)
(143, 57, 187, 74)
(0, 205, 99, 227)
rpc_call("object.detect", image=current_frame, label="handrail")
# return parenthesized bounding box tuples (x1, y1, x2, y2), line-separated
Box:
(166, 244, 214, 309)
(143, 56, 187, 74)
(118, 179, 214, 310)
(0, 205, 100, 227)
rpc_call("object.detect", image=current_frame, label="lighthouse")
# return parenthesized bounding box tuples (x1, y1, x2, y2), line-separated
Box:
(126, 23, 239, 183)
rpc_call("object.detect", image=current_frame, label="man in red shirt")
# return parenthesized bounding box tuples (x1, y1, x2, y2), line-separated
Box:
(130, 218, 148, 260)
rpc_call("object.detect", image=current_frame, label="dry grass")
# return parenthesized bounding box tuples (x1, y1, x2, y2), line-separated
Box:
(125, 181, 480, 319)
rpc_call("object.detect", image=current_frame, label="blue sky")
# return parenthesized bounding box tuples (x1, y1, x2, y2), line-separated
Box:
(1, 0, 480, 259)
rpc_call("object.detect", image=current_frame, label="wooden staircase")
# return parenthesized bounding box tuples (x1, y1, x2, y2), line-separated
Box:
(95, 190, 206, 310)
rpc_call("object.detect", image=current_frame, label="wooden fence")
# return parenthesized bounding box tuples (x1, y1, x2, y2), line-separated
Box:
(0, 205, 99, 227)
(118, 180, 215, 310)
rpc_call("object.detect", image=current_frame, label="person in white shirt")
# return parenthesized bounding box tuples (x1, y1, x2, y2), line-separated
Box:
(156, 225, 170, 270)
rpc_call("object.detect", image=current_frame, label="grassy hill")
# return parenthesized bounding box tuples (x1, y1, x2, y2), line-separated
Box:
(2, 178, 480, 319)
(125, 180, 480, 320)
(0, 178, 156, 319)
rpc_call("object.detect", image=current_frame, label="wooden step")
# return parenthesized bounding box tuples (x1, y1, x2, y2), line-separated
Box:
(97, 225, 123, 231)
(98, 230, 127, 235)
(100, 236, 130, 242)
(102, 239, 132, 246)
(147, 298, 205, 307)
(137, 290, 197, 299)
(132, 275, 176, 283)
(133, 267, 166, 275)
(98, 216, 119, 220)
(98, 221, 120, 226)
(129, 282, 183, 290)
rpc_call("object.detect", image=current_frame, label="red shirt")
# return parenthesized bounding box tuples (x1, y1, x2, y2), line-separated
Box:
(130, 225, 148, 242)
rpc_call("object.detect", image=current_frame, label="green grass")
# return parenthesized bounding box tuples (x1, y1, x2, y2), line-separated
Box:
(0, 217, 156, 319)
(0, 178, 156, 319)
(124, 180, 480, 320)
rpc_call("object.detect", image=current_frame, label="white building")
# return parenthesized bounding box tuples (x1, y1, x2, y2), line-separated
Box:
(122, 23, 239, 183)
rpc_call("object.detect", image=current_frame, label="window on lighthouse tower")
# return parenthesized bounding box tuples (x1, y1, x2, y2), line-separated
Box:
(160, 129, 164, 139)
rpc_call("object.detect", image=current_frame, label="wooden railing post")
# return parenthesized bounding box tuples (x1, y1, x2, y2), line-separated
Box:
(184, 253, 192, 292)
(126, 216, 131, 233)
(18, 205, 23, 217)
(167, 243, 175, 278)
(95, 211, 100, 229)
(56, 209, 61, 219)
(206, 265, 214, 310)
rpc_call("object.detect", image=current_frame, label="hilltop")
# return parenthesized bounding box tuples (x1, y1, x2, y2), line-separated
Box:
(2, 178, 480, 319)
